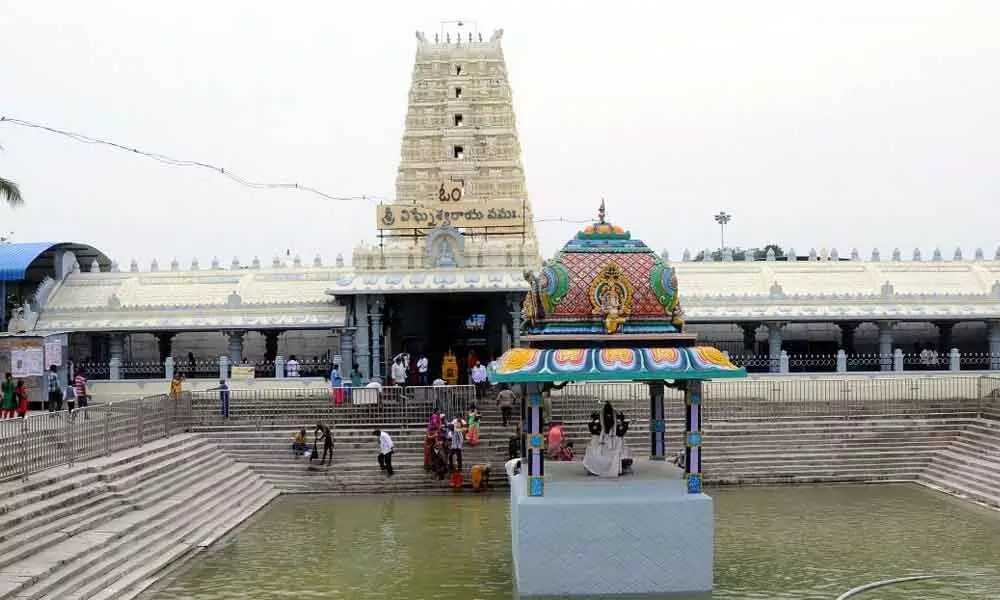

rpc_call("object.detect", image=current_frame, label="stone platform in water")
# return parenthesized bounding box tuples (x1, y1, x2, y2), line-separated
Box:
(509, 460, 713, 597)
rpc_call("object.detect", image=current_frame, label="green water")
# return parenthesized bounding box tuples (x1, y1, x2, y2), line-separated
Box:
(151, 485, 1000, 600)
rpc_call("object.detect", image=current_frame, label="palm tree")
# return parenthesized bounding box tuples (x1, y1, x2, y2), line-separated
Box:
(0, 176, 22, 207)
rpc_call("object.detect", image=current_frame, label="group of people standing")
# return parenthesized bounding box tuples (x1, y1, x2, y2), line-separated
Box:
(391, 353, 430, 387)
(2, 366, 89, 419)
(423, 406, 481, 483)
(1, 373, 28, 419)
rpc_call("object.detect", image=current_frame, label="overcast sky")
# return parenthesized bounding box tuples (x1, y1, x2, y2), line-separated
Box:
(1, 1, 998, 266)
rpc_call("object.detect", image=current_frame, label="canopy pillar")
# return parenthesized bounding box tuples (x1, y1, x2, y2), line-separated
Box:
(648, 381, 666, 460)
(684, 380, 704, 494)
(523, 382, 545, 497)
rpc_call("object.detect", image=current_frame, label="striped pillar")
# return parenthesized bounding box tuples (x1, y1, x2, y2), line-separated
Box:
(685, 379, 704, 494)
(649, 381, 666, 460)
(524, 382, 545, 497)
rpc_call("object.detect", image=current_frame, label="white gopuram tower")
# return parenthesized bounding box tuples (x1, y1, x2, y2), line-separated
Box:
(355, 23, 540, 271)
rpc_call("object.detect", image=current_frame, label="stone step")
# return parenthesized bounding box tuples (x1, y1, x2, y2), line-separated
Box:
(64, 485, 279, 600)
(19, 471, 267, 600)
(0, 437, 208, 532)
(1, 463, 260, 600)
(925, 451, 1000, 493)
(918, 474, 1000, 509)
(0, 446, 225, 571)
(0, 435, 195, 503)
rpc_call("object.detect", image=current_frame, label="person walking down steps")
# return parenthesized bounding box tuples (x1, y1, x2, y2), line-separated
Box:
(313, 422, 334, 466)
(375, 429, 394, 476)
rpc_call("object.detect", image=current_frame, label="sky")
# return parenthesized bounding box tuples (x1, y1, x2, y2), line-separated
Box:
(1, 1, 998, 266)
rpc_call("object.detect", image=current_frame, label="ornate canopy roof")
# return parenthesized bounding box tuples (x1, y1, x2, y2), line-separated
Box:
(489, 346, 745, 383)
(522, 202, 684, 340)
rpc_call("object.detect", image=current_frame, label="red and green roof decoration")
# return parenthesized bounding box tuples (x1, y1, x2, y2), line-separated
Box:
(522, 200, 684, 335)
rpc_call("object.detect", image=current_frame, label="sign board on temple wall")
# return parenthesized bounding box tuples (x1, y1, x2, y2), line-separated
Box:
(376, 200, 523, 230)
(230, 366, 255, 380)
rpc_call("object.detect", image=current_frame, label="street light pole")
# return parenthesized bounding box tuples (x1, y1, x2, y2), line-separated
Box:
(713, 211, 732, 251)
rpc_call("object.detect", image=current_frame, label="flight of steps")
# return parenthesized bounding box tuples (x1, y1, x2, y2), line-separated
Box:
(191, 395, 505, 493)
(919, 418, 1000, 508)
(0, 434, 278, 600)
(532, 397, 983, 486)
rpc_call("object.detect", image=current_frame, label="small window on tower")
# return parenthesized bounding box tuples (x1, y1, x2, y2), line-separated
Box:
(454, 145, 464, 159)
(455, 87, 463, 99)
(455, 65, 463, 76)
(454, 114, 464, 127)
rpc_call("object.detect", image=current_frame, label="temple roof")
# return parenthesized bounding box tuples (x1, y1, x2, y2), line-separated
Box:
(522, 204, 684, 341)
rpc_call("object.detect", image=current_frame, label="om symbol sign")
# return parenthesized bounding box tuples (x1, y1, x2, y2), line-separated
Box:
(438, 183, 463, 202)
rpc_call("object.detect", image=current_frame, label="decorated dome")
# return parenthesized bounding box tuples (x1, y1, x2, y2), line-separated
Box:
(522, 201, 684, 338)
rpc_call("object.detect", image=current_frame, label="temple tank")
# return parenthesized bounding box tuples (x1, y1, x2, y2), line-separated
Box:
(146, 484, 1000, 599)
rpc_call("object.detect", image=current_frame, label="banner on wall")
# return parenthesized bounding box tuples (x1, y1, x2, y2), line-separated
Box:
(376, 200, 523, 230)
(230, 366, 255, 380)
(11, 348, 44, 377)
(44, 341, 62, 368)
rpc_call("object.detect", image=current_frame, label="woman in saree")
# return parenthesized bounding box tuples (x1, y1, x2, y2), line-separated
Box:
(466, 405, 481, 446)
(424, 411, 442, 470)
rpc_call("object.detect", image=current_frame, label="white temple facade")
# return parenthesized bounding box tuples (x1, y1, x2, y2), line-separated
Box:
(5, 27, 1000, 381)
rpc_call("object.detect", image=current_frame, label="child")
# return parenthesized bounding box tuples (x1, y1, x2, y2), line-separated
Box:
(15, 380, 29, 419)
(559, 440, 575, 461)
(292, 428, 307, 456)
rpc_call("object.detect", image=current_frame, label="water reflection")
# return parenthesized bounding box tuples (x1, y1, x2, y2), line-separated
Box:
(149, 484, 1000, 600)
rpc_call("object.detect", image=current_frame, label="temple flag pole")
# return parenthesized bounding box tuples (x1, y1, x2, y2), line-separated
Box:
(685, 379, 704, 493)
(649, 381, 666, 460)
(524, 382, 545, 497)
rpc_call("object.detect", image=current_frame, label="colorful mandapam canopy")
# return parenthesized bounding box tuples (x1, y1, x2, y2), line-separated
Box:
(489, 346, 747, 383)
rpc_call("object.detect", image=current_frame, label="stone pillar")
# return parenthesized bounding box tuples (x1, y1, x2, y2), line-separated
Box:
(508, 293, 523, 349)
(263, 330, 282, 363)
(877, 321, 895, 372)
(684, 380, 704, 494)
(155, 333, 175, 363)
(766, 322, 784, 373)
(275, 355, 285, 378)
(524, 381, 545, 497)
(340, 327, 356, 375)
(935, 321, 954, 354)
(738, 322, 758, 352)
(893, 348, 904, 372)
(164, 356, 175, 380)
(225, 330, 246, 365)
(109, 334, 125, 380)
(989, 321, 1000, 370)
(369, 296, 385, 382)
(838, 321, 859, 354)
(836, 349, 847, 373)
(779, 350, 789, 374)
(648, 381, 666, 460)
(949, 348, 961, 371)
(354, 296, 371, 380)
(219, 355, 229, 380)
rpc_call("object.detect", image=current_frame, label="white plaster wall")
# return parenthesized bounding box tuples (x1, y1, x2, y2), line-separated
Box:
(510, 473, 714, 597)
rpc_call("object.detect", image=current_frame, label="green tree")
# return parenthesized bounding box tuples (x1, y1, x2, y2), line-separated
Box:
(0, 176, 23, 207)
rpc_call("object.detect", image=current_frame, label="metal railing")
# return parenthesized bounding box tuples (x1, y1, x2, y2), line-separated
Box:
(0, 393, 190, 482)
(547, 375, 988, 424)
(187, 384, 478, 427)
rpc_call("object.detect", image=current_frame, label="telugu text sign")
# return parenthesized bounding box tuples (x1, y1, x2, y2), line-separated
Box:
(376, 201, 523, 230)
